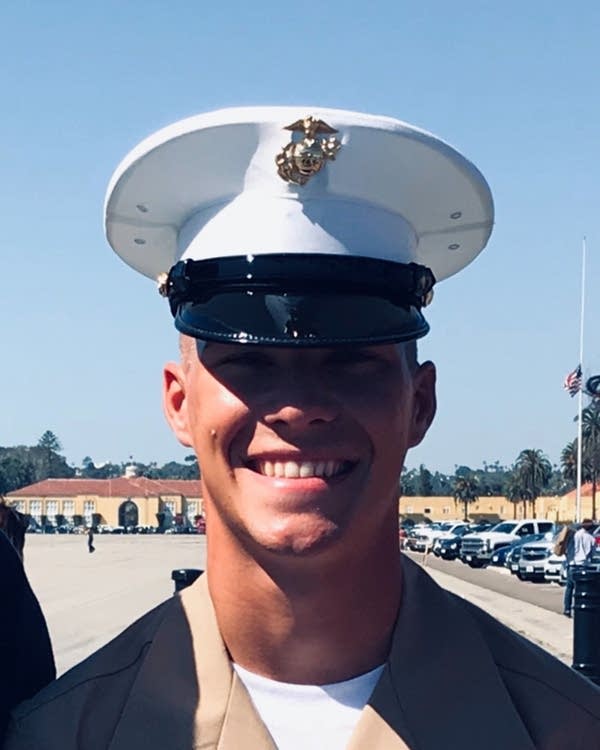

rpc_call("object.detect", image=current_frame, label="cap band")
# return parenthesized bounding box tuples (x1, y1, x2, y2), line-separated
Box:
(164, 254, 435, 346)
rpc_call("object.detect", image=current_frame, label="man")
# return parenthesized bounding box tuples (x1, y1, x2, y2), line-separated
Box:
(6, 107, 599, 748)
(563, 518, 597, 617)
(87, 526, 95, 554)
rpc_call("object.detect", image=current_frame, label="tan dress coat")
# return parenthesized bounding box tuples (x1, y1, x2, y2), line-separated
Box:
(6, 556, 600, 749)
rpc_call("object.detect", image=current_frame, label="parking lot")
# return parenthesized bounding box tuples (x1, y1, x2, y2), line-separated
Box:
(405, 551, 565, 613)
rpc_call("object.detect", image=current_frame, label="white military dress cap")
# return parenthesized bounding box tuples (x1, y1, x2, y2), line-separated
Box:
(105, 106, 493, 346)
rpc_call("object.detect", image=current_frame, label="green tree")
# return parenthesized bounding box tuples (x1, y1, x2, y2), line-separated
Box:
(505, 471, 528, 519)
(582, 401, 600, 519)
(37, 431, 62, 452)
(0, 454, 35, 494)
(514, 448, 552, 518)
(416, 464, 434, 496)
(560, 440, 581, 488)
(453, 473, 479, 521)
(399, 467, 418, 496)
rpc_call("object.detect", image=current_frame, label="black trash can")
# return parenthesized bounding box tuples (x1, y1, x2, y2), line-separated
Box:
(572, 568, 600, 686)
(171, 568, 203, 594)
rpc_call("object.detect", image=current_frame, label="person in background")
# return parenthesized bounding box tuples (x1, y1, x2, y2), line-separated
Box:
(563, 518, 597, 617)
(0, 500, 27, 561)
(0, 528, 56, 745)
(87, 526, 95, 554)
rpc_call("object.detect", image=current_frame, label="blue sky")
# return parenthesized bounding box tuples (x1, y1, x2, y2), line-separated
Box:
(1, 1, 599, 474)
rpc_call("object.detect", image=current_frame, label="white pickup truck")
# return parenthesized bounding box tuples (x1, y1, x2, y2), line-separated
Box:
(459, 519, 555, 568)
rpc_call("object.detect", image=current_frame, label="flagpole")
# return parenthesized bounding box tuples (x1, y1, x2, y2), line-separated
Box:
(576, 237, 586, 523)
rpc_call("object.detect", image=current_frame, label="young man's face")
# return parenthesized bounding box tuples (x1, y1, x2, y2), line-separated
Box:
(164, 339, 436, 558)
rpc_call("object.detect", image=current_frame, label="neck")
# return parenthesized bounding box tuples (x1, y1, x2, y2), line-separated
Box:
(206, 523, 402, 685)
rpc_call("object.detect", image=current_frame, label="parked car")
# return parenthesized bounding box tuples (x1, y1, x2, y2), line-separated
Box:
(460, 520, 555, 568)
(517, 535, 555, 581)
(403, 524, 433, 552)
(504, 534, 546, 574)
(409, 523, 446, 552)
(430, 522, 470, 548)
(435, 534, 464, 560)
(544, 553, 566, 584)
(432, 525, 474, 558)
(584, 544, 600, 572)
(489, 543, 514, 566)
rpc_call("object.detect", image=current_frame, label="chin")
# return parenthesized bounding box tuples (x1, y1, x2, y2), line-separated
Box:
(248, 514, 344, 557)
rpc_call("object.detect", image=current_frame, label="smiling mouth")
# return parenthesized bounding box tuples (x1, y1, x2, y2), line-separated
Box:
(246, 459, 356, 479)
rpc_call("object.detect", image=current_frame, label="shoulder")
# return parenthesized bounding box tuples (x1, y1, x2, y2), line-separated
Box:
(5, 597, 175, 749)
(455, 594, 600, 740)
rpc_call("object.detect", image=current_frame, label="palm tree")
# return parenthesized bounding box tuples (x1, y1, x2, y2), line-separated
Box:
(582, 402, 600, 519)
(560, 441, 578, 487)
(505, 472, 528, 519)
(514, 449, 552, 518)
(453, 474, 479, 521)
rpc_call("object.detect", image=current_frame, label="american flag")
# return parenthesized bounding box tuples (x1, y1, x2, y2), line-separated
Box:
(564, 365, 582, 397)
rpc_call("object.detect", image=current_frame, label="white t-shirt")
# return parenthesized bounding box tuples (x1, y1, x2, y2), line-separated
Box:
(571, 527, 596, 564)
(233, 662, 385, 750)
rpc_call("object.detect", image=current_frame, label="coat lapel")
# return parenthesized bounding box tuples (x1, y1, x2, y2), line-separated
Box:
(363, 556, 537, 750)
(108, 558, 538, 750)
(347, 703, 413, 749)
(108, 574, 275, 750)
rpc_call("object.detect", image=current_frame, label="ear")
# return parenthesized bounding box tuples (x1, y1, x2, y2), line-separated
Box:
(163, 361, 193, 447)
(407, 361, 437, 448)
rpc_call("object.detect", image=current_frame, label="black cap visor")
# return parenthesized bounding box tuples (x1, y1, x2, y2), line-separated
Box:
(166, 254, 434, 347)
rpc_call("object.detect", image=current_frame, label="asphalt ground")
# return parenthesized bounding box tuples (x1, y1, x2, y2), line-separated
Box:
(21, 535, 573, 676)
(23, 534, 208, 675)
(403, 550, 565, 613)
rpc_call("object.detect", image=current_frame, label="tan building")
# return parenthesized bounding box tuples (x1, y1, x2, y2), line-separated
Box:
(6, 479, 596, 529)
(399, 488, 595, 524)
(6, 477, 203, 530)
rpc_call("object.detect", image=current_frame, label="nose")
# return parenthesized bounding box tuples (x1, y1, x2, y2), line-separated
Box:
(262, 377, 340, 430)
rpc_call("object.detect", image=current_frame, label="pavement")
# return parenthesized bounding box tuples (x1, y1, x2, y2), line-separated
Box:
(419, 564, 573, 664)
(22, 534, 575, 675)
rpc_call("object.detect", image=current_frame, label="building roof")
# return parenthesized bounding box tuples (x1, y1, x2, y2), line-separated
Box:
(6, 477, 202, 498)
(561, 482, 594, 501)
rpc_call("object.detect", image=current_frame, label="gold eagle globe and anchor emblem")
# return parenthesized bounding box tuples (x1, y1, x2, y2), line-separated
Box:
(276, 116, 342, 185)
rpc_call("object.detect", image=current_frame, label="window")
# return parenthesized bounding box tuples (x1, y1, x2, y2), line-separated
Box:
(30, 500, 42, 524)
(46, 500, 59, 524)
(63, 500, 75, 522)
(406, 506, 413, 513)
(538, 522, 553, 533)
(164, 500, 177, 516)
(12, 500, 26, 513)
(493, 522, 517, 534)
(186, 501, 198, 522)
(83, 500, 95, 526)
(424, 507, 431, 514)
(518, 523, 535, 536)
(442, 506, 451, 515)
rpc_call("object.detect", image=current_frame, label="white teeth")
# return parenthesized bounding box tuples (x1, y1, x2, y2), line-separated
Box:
(284, 461, 300, 478)
(256, 459, 348, 478)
